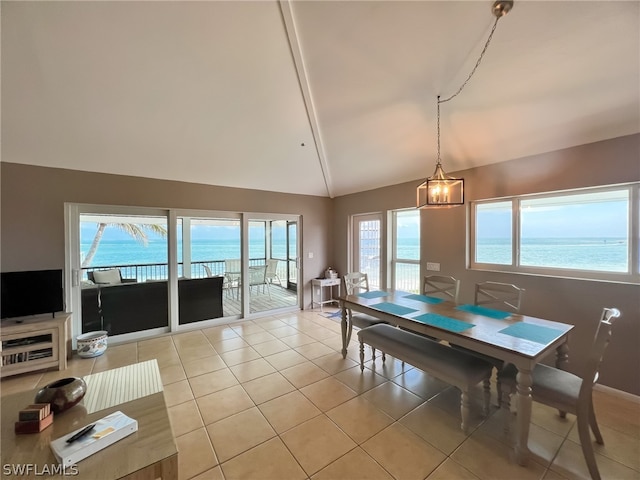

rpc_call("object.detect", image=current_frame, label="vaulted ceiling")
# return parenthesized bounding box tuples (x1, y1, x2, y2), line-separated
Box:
(2, 1, 638, 198)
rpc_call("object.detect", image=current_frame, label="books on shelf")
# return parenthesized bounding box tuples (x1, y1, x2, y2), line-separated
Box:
(50, 411, 137, 466)
(1, 349, 53, 366)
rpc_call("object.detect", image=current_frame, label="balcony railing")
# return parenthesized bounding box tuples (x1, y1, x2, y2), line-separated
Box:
(84, 257, 295, 284)
(84, 259, 418, 293)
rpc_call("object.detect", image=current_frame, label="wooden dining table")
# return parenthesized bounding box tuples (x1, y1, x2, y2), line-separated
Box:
(339, 290, 574, 466)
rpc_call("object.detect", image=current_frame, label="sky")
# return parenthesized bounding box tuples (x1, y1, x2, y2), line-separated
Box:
(477, 201, 628, 238)
(81, 223, 291, 242)
(80, 198, 628, 243)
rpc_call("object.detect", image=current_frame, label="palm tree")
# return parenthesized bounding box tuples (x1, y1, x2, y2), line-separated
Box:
(81, 223, 168, 268)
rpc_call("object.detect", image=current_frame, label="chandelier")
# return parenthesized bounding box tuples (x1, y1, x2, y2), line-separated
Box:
(417, 0, 513, 208)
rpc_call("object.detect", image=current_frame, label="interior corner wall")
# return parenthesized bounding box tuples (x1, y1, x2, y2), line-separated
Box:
(0, 163, 333, 309)
(333, 134, 640, 396)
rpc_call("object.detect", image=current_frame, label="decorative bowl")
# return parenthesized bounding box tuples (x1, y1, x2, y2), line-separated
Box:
(34, 377, 87, 414)
(76, 330, 108, 358)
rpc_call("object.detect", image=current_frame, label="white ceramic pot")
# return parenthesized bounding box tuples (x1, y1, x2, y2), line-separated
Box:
(76, 331, 108, 358)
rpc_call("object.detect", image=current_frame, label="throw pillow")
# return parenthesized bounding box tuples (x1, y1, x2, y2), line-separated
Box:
(92, 269, 121, 285)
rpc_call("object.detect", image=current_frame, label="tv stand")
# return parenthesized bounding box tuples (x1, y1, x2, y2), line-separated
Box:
(0, 313, 71, 378)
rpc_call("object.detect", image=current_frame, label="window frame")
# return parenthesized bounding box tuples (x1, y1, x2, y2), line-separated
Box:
(391, 208, 421, 293)
(469, 183, 639, 284)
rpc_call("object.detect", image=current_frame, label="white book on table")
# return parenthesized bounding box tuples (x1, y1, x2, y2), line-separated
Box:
(50, 411, 138, 466)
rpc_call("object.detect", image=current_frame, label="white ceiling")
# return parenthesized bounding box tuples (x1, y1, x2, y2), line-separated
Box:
(2, 1, 638, 198)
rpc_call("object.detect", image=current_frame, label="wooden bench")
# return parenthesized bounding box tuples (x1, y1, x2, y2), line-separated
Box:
(357, 324, 493, 433)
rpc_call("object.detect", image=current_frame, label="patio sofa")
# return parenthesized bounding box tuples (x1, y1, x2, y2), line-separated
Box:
(81, 276, 224, 335)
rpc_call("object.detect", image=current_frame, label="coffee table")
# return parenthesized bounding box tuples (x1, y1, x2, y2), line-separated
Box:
(1, 360, 177, 479)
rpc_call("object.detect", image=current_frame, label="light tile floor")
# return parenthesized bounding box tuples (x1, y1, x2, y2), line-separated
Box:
(2, 309, 639, 480)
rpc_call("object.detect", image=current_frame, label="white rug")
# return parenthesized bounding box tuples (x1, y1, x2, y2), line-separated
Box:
(82, 360, 163, 414)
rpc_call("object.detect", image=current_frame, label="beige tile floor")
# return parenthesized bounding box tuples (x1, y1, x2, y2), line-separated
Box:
(2, 309, 639, 480)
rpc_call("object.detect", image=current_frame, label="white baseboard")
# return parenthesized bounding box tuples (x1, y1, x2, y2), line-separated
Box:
(594, 383, 640, 403)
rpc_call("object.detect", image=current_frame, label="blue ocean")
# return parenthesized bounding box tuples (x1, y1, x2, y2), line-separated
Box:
(81, 237, 627, 273)
(476, 237, 628, 272)
(81, 239, 280, 267)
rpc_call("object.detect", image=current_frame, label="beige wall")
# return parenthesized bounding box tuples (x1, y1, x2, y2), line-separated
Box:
(0, 163, 333, 308)
(2, 134, 639, 394)
(333, 134, 640, 396)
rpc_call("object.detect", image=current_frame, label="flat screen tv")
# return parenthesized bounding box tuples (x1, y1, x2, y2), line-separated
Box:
(1, 269, 64, 319)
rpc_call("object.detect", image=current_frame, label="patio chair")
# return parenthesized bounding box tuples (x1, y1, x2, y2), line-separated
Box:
(249, 265, 269, 297)
(342, 272, 388, 346)
(500, 307, 621, 480)
(265, 259, 282, 287)
(206, 264, 233, 297)
(224, 259, 241, 299)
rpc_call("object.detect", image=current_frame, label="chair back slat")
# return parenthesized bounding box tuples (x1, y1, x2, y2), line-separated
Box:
(475, 281, 524, 313)
(343, 272, 369, 295)
(579, 307, 621, 399)
(423, 275, 460, 303)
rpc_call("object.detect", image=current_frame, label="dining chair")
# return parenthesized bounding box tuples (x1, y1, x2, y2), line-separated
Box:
(453, 281, 526, 405)
(342, 272, 388, 346)
(500, 307, 621, 480)
(265, 259, 282, 287)
(423, 275, 460, 303)
(401, 275, 461, 343)
(475, 281, 525, 312)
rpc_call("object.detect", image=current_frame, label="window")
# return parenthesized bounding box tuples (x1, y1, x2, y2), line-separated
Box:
(352, 214, 382, 289)
(392, 209, 420, 292)
(470, 184, 639, 283)
(475, 201, 512, 265)
(520, 191, 629, 272)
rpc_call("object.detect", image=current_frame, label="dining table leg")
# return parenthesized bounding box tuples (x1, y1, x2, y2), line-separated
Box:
(555, 342, 569, 371)
(341, 304, 348, 359)
(515, 367, 533, 465)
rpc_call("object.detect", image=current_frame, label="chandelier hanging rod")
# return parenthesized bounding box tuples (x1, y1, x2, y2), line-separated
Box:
(439, 0, 512, 105)
(417, 0, 513, 209)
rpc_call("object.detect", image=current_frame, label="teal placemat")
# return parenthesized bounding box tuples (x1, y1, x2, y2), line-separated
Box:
(499, 323, 565, 345)
(370, 302, 417, 316)
(403, 294, 444, 304)
(358, 290, 389, 299)
(413, 313, 475, 333)
(456, 304, 512, 320)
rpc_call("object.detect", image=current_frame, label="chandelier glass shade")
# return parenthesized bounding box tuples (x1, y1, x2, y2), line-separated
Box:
(416, 163, 464, 208)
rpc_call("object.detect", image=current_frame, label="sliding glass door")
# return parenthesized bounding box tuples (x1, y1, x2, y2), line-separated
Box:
(177, 215, 241, 322)
(247, 217, 299, 314)
(74, 209, 170, 340)
(287, 221, 298, 290)
(67, 206, 300, 343)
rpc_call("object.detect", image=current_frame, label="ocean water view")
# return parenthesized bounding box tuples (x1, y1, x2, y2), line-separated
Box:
(476, 237, 628, 272)
(81, 239, 282, 267)
(82, 237, 628, 273)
